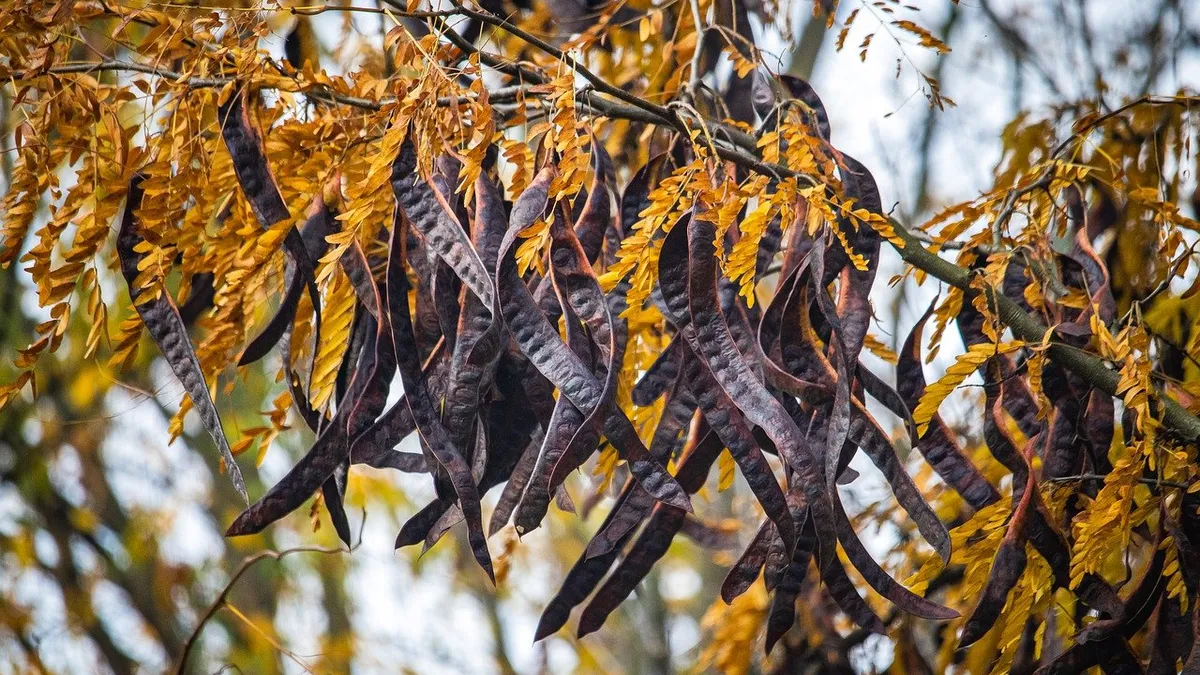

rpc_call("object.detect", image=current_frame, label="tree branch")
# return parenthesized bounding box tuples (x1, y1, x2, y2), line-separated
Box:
(887, 216, 1200, 442)
(9, 60, 535, 111)
(174, 520, 362, 675)
(1045, 473, 1188, 491)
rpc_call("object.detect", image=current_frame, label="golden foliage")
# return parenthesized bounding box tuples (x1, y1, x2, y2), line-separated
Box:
(0, 1, 1199, 672)
(913, 340, 1025, 435)
(694, 580, 768, 675)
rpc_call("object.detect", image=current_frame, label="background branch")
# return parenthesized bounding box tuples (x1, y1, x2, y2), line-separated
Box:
(175, 530, 360, 674)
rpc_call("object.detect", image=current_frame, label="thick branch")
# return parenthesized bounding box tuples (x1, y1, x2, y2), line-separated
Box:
(889, 218, 1200, 442)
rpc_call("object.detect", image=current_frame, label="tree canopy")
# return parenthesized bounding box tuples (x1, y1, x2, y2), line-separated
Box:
(2, 0, 1200, 673)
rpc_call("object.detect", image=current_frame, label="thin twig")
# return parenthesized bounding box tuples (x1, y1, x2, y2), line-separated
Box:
(685, 0, 707, 98)
(175, 513, 365, 674)
(1117, 241, 1200, 328)
(990, 169, 1054, 248)
(404, 0, 680, 126)
(11, 60, 532, 110)
(1045, 474, 1189, 491)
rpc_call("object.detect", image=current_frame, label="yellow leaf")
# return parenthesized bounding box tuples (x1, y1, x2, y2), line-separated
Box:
(718, 450, 736, 491)
(913, 340, 1025, 435)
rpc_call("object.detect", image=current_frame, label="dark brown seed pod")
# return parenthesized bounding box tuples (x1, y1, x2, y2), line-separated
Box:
(118, 176, 248, 502)
(387, 177, 493, 580)
(495, 185, 691, 517)
(669, 213, 839, 571)
(958, 473, 1033, 646)
(721, 520, 774, 604)
(898, 300, 1000, 510)
(218, 87, 322, 367)
(575, 425, 724, 637)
